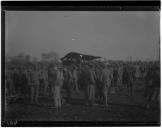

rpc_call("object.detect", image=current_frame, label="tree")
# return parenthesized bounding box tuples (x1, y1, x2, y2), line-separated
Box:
(41, 51, 59, 62)
(49, 51, 59, 62)
(32, 57, 38, 63)
(25, 54, 31, 62)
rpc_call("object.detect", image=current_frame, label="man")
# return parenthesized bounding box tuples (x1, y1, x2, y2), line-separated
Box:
(101, 67, 113, 107)
(135, 65, 141, 81)
(140, 65, 145, 79)
(53, 66, 64, 110)
(144, 67, 152, 97)
(86, 65, 97, 106)
(79, 65, 88, 91)
(127, 66, 134, 96)
(112, 67, 118, 93)
(145, 66, 160, 109)
(5, 68, 14, 97)
(43, 68, 49, 96)
(72, 66, 79, 94)
(94, 67, 103, 102)
(122, 65, 133, 96)
(21, 68, 29, 102)
(5, 67, 19, 104)
(12, 68, 22, 99)
(48, 65, 57, 97)
(117, 65, 123, 92)
(30, 66, 40, 103)
(38, 68, 44, 97)
(63, 66, 73, 104)
(39, 67, 49, 97)
(25, 67, 32, 102)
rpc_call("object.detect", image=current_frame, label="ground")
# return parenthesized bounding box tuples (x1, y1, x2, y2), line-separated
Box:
(4, 81, 160, 122)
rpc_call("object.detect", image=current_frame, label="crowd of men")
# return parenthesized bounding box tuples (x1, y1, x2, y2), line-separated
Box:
(5, 60, 160, 110)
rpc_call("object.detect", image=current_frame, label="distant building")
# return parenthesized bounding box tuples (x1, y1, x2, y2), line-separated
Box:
(60, 52, 101, 65)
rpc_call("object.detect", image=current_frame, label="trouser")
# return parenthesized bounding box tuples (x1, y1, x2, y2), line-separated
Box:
(30, 85, 39, 103)
(87, 84, 95, 105)
(53, 86, 61, 109)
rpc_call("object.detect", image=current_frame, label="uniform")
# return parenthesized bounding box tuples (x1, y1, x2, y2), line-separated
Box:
(39, 69, 49, 96)
(72, 68, 79, 93)
(95, 68, 103, 101)
(117, 66, 123, 91)
(144, 68, 153, 98)
(101, 68, 113, 107)
(86, 68, 96, 105)
(43, 70, 49, 96)
(38, 69, 44, 96)
(63, 68, 73, 103)
(127, 67, 134, 96)
(25, 69, 32, 101)
(53, 67, 64, 109)
(13, 69, 21, 98)
(21, 69, 29, 102)
(135, 65, 141, 81)
(112, 68, 118, 92)
(145, 69, 160, 109)
(48, 68, 57, 97)
(30, 69, 40, 103)
(122, 66, 133, 96)
(5, 69, 14, 97)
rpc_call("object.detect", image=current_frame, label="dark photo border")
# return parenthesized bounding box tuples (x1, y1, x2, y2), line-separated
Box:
(1, 1, 161, 127)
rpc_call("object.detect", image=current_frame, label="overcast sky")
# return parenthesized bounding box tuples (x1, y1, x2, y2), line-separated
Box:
(5, 11, 160, 61)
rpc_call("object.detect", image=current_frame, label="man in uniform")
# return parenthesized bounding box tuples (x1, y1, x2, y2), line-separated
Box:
(86, 65, 97, 106)
(94, 66, 103, 102)
(127, 65, 134, 96)
(43, 67, 49, 96)
(30, 65, 40, 103)
(72, 65, 79, 94)
(135, 65, 141, 82)
(39, 66, 49, 97)
(5, 68, 14, 97)
(53, 66, 64, 110)
(145, 66, 160, 109)
(63, 66, 73, 104)
(117, 65, 123, 92)
(38, 68, 44, 97)
(48, 64, 57, 97)
(13, 67, 22, 99)
(25, 67, 32, 102)
(101, 66, 113, 107)
(112, 66, 118, 93)
(21, 68, 29, 102)
(122, 65, 131, 96)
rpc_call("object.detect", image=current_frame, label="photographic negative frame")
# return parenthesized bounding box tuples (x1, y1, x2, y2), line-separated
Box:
(1, 1, 160, 127)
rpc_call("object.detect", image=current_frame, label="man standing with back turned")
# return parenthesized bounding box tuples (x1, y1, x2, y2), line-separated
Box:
(53, 65, 64, 110)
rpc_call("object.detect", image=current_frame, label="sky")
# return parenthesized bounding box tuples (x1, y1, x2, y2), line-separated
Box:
(5, 11, 160, 61)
